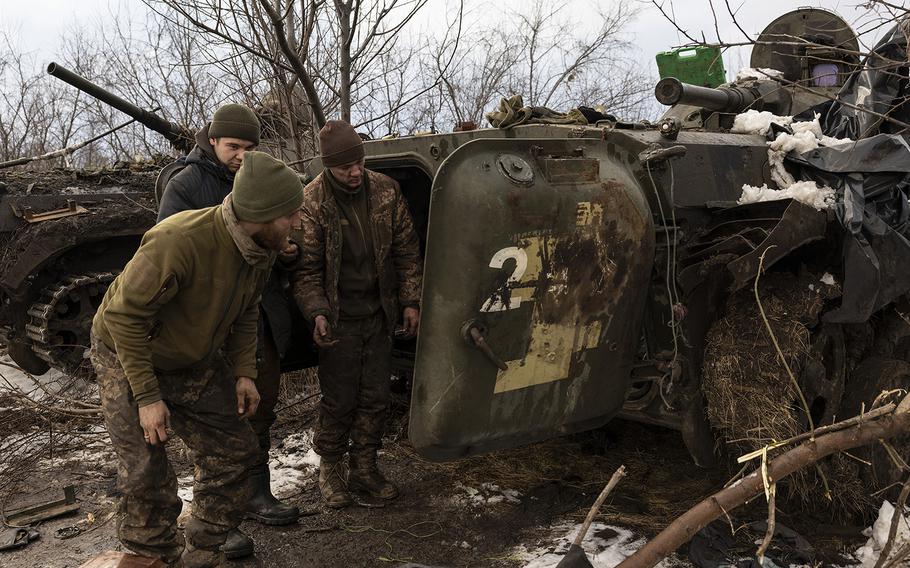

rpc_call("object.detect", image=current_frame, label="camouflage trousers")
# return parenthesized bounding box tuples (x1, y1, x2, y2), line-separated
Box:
(249, 323, 281, 469)
(91, 333, 258, 564)
(315, 312, 392, 459)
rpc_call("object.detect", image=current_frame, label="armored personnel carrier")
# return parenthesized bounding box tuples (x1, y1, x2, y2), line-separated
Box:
(1, 8, 906, 502)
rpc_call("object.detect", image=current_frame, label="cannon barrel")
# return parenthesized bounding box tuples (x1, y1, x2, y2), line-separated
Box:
(47, 62, 191, 150)
(655, 77, 764, 113)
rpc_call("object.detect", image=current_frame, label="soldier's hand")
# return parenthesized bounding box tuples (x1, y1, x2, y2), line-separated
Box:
(402, 307, 420, 338)
(278, 240, 299, 264)
(236, 376, 260, 419)
(139, 400, 171, 445)
(313, 315, 339, 348)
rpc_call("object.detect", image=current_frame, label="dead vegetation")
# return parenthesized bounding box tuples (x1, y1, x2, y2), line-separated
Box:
(701, 270, 872, 516)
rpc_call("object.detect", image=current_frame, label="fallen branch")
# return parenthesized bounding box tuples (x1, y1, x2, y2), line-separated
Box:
(737, 402, 897, 464)
(616, 392, 910, 568)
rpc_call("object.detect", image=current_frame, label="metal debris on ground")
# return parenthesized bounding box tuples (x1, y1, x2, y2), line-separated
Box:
(3, 485, 79, 526)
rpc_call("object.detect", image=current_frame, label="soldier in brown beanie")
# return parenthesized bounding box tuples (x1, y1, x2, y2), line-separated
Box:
(292, 120, 422, 508)
(91, 152, 304, 568)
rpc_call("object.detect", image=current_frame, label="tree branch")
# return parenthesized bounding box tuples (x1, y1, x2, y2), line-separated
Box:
(616, 393, 910, 568)
(260, 0, 327, 128)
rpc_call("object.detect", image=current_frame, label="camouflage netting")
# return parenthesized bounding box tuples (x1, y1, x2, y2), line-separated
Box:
(702, 271, 867, 516)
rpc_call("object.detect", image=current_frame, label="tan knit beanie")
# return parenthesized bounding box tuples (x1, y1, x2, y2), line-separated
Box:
(319, 120, 364, 167)
(232, 152, 303, 222)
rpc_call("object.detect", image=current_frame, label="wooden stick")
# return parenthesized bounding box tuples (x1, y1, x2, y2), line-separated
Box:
(573, 465, 627, 547)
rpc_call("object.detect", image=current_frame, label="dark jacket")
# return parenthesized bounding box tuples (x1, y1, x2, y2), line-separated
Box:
(157, 125, 234, 222)
(292, 170, 422, 330)
(155, 125, 297, 356)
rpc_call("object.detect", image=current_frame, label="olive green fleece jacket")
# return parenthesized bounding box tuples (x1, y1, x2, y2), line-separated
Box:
(92, 199, 273, 407)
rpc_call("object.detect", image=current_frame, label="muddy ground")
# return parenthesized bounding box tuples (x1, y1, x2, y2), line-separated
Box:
(0, 374, 870, 568)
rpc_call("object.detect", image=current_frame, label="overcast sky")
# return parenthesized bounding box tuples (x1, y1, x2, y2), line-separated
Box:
(0, 0, 888, 82)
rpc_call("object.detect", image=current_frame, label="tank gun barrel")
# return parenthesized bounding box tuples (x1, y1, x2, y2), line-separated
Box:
(655, 77, 788, 115)
(47, 62, 191, 151)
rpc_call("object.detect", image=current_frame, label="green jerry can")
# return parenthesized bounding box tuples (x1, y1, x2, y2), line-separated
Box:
(656, 46, 727, 87)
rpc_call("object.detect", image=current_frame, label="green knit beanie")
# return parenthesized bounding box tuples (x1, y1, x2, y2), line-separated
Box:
(232, 151, 303, 222)
(209, 104, 261, 145)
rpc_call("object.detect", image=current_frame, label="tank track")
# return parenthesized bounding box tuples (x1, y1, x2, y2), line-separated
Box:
(25, 272, 116, 372)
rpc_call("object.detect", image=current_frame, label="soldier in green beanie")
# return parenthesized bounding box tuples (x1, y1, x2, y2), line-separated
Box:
(91, 152, 303, 568)
(157, 104, 302, 559)
(157, 103, 260, 220)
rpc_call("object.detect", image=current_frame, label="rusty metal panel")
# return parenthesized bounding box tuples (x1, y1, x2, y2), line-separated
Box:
(409, 138, 655, 460)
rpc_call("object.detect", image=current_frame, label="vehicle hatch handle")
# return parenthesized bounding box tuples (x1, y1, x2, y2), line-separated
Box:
(462, 321, 508, 371)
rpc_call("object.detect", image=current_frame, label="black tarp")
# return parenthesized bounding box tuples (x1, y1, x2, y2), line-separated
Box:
(784, 20, 910, 322)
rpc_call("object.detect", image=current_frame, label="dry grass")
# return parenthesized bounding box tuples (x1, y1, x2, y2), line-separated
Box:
(702, 271, 867, 516)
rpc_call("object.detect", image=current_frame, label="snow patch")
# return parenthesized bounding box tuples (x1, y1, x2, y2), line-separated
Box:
(736, 67, 784, 81)
(853, 500, 910, 567)
(40, 444, 115, 468)
(455, 482, 521, 506)
(269, 430, 319, 499)
(738, 182, 835, 211)
(519, 522, 678, 568)
(0, 356, 67, 400)
(732, 110, 853, 210)
(769, 130, 819, 154)
(177, 475, 194, 503)
(731, 110, 793, 136)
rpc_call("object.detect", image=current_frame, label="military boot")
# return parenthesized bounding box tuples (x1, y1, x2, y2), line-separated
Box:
(245, 465, 299, 525)
(219, 528, 253, 560)
(348, 452, 399, 500)
(318, 455, 353, 508)
(173, 543, 225, 568)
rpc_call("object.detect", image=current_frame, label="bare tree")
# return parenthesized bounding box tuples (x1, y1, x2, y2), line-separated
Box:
(431, 0, 652, 129)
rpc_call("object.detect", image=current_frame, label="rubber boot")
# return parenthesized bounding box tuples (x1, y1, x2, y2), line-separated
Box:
(348, 452, 399, 500)
(245, 465, 299, 525)
(318, 455, 353, 509)
(219, 528, 253, 560)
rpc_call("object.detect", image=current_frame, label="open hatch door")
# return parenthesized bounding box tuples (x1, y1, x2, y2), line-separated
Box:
(409, 138, 655, 460)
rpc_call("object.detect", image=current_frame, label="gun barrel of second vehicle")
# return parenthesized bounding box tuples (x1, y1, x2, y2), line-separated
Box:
(655, 77, 760, 113)
(47, 62, 189, 148)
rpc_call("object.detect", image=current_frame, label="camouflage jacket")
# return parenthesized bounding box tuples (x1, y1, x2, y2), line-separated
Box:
(291, 170, 422, 329)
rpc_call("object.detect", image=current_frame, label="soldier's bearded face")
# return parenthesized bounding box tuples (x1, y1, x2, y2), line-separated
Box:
(210, 137, 257, 172)
(328, 158, 365, 189)
(253, 209, 304, 251)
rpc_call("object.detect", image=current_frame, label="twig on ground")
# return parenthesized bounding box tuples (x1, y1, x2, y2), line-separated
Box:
(573, 465, 627, 547)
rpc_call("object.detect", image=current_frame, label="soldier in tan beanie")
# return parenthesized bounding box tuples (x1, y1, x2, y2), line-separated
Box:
(292, 120, 422, 508)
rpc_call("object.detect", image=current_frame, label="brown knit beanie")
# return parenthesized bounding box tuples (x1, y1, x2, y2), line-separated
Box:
(319, 120, 364, 167)
(209, 104, 261, 145)
(232, 151, 303, 222)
